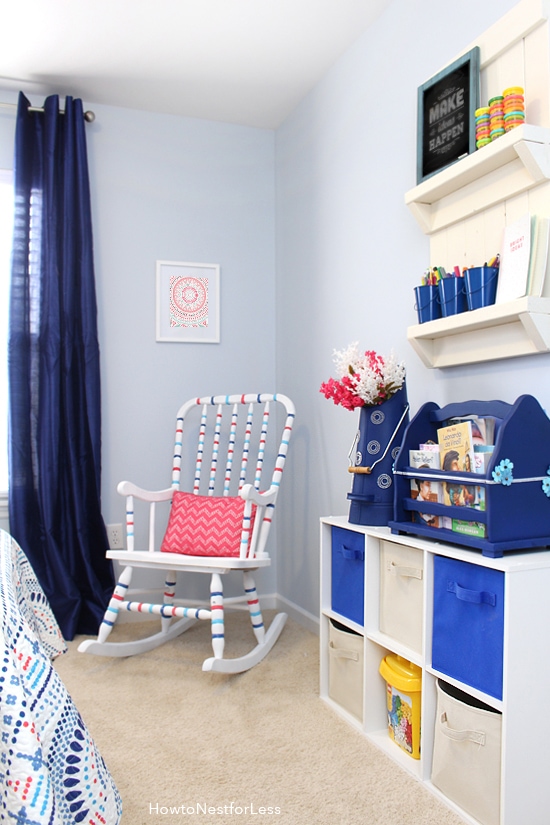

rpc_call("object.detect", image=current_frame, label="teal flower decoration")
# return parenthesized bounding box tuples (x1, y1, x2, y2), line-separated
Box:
(543, 467, 550, 497)
(492, 458, 514, 486)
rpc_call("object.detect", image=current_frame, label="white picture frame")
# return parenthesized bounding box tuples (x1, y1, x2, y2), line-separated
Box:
(155, 260, 220, 343)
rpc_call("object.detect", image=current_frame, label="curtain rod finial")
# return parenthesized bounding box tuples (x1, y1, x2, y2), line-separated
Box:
(84, 110, 95, 123)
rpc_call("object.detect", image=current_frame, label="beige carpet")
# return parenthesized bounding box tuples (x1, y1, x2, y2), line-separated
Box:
(55, 611, 464, 825)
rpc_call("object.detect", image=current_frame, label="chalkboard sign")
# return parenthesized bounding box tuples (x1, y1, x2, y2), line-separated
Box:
(417, 48, 480, 184)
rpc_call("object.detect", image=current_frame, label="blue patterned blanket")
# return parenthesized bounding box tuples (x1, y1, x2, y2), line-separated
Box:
(0, 529, 122, 823)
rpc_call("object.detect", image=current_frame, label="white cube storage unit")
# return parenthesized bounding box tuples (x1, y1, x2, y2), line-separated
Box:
(319, 516, 550, 825)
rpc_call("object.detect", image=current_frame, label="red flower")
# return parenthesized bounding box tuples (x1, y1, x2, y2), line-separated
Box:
(320, 377, 365, 411)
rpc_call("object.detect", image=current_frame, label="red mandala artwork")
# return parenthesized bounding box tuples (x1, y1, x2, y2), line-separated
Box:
(170, 276, 209, 328)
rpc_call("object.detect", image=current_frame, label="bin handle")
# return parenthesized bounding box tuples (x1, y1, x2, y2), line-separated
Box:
(329, 642, 359, 661)
(447, 581, 496, 606)
(388, 561, 423, 580)
(341, 545, 364, 561)
(439, 712, 486, 746)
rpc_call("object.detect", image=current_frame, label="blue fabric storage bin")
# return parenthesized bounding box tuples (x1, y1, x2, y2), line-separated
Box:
(331, 526, 365, 626)
(432, 555, 504, 699)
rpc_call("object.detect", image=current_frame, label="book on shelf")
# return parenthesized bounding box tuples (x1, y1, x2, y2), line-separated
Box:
(445, 415, 496, 447)
(409, 448, 440, 468)
(444, 481, 478, 508)
(452, 519, 487, 539)
(527, 215, 550, 298)
(437, 421, 475, 474)
(470, 446, 493, 510)
(437, 421, 476, 507)
(474, 445, 494, 474)
(471, 484, 486, 510)
(495, 212, 532, 304)
(409, 448, 441, 528)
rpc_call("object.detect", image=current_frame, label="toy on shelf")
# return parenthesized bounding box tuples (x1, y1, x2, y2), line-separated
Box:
(475, 86, 525, 149)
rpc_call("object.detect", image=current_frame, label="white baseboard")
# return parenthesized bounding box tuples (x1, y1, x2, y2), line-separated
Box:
(273, 593, 319, 635)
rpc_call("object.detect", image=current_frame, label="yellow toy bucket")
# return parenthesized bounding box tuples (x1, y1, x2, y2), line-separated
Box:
(379, 654, 422, 759)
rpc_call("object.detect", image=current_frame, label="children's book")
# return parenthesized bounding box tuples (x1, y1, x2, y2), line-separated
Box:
(437, 421, 476, 507)
(437, 421, 475, 473)
(474, 445, 495, 474)
(471, 484, 486, 510)
(472, 445, 493, 510)
(444, 416, 497, 447)
(409, 449, 441, 528)
(452, 519, 487, 538)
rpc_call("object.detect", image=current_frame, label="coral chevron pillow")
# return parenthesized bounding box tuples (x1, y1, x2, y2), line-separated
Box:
(161, 491, 255, 557)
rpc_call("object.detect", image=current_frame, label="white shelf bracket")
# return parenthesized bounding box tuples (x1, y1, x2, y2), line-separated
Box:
(514, 139, 550, 184)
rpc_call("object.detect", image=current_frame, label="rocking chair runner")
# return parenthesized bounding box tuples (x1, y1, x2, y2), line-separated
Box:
(78, 393, 295, 673)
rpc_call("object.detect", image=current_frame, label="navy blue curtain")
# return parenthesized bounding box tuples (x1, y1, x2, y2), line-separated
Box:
(8, 92, 114, 639)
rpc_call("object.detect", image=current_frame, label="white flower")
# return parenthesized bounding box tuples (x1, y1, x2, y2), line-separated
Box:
(324, 343, 405, 408)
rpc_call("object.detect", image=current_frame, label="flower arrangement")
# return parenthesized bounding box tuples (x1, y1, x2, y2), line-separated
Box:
(320, 343, 405, 411)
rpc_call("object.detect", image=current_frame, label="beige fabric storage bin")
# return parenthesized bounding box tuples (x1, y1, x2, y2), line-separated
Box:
(328, 619, 363, 722)
(432, 680, 502, 825)
(379, 540, 423, 653)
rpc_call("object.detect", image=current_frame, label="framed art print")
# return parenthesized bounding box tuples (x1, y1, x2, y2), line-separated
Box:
(155, 260, 220, 343)
(417, 47, 480, 184)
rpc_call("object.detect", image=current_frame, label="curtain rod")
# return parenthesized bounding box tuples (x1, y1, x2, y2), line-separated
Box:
(0, 101, 95, 122)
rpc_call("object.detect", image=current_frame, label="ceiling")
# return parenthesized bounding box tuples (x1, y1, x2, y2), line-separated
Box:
(0, 0, 392, 129)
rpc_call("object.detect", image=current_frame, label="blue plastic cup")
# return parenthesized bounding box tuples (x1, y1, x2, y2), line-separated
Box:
(414, 285, 441, 323)
(464, 266, 499, 310)
(438, 277, 468, 317)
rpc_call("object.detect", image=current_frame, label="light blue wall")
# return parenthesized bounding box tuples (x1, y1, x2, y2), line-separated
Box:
(86, 105, 277, 496)
(89, 105, 278, 596)
(275, 0, 538, 618)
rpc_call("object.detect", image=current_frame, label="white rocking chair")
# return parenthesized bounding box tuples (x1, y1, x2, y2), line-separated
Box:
(78, 393, 295, 673)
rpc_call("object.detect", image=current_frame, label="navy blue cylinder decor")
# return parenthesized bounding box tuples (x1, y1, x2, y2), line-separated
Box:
(414, 284, 442, 323)
(438, 276, 468, 316)
(464, 266, 499, 310)
(320, 344, 408, 526)
(347, 384, 410, 525)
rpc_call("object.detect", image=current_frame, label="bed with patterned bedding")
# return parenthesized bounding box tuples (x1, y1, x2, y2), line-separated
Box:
(0, 528, 122, 824)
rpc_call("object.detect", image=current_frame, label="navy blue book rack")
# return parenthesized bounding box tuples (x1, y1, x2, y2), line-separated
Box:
(389, 394, 550, 558)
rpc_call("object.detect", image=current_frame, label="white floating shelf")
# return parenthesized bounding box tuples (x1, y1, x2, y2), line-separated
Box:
(407, 296, 550, 368)
(405, 125, 550, 234)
